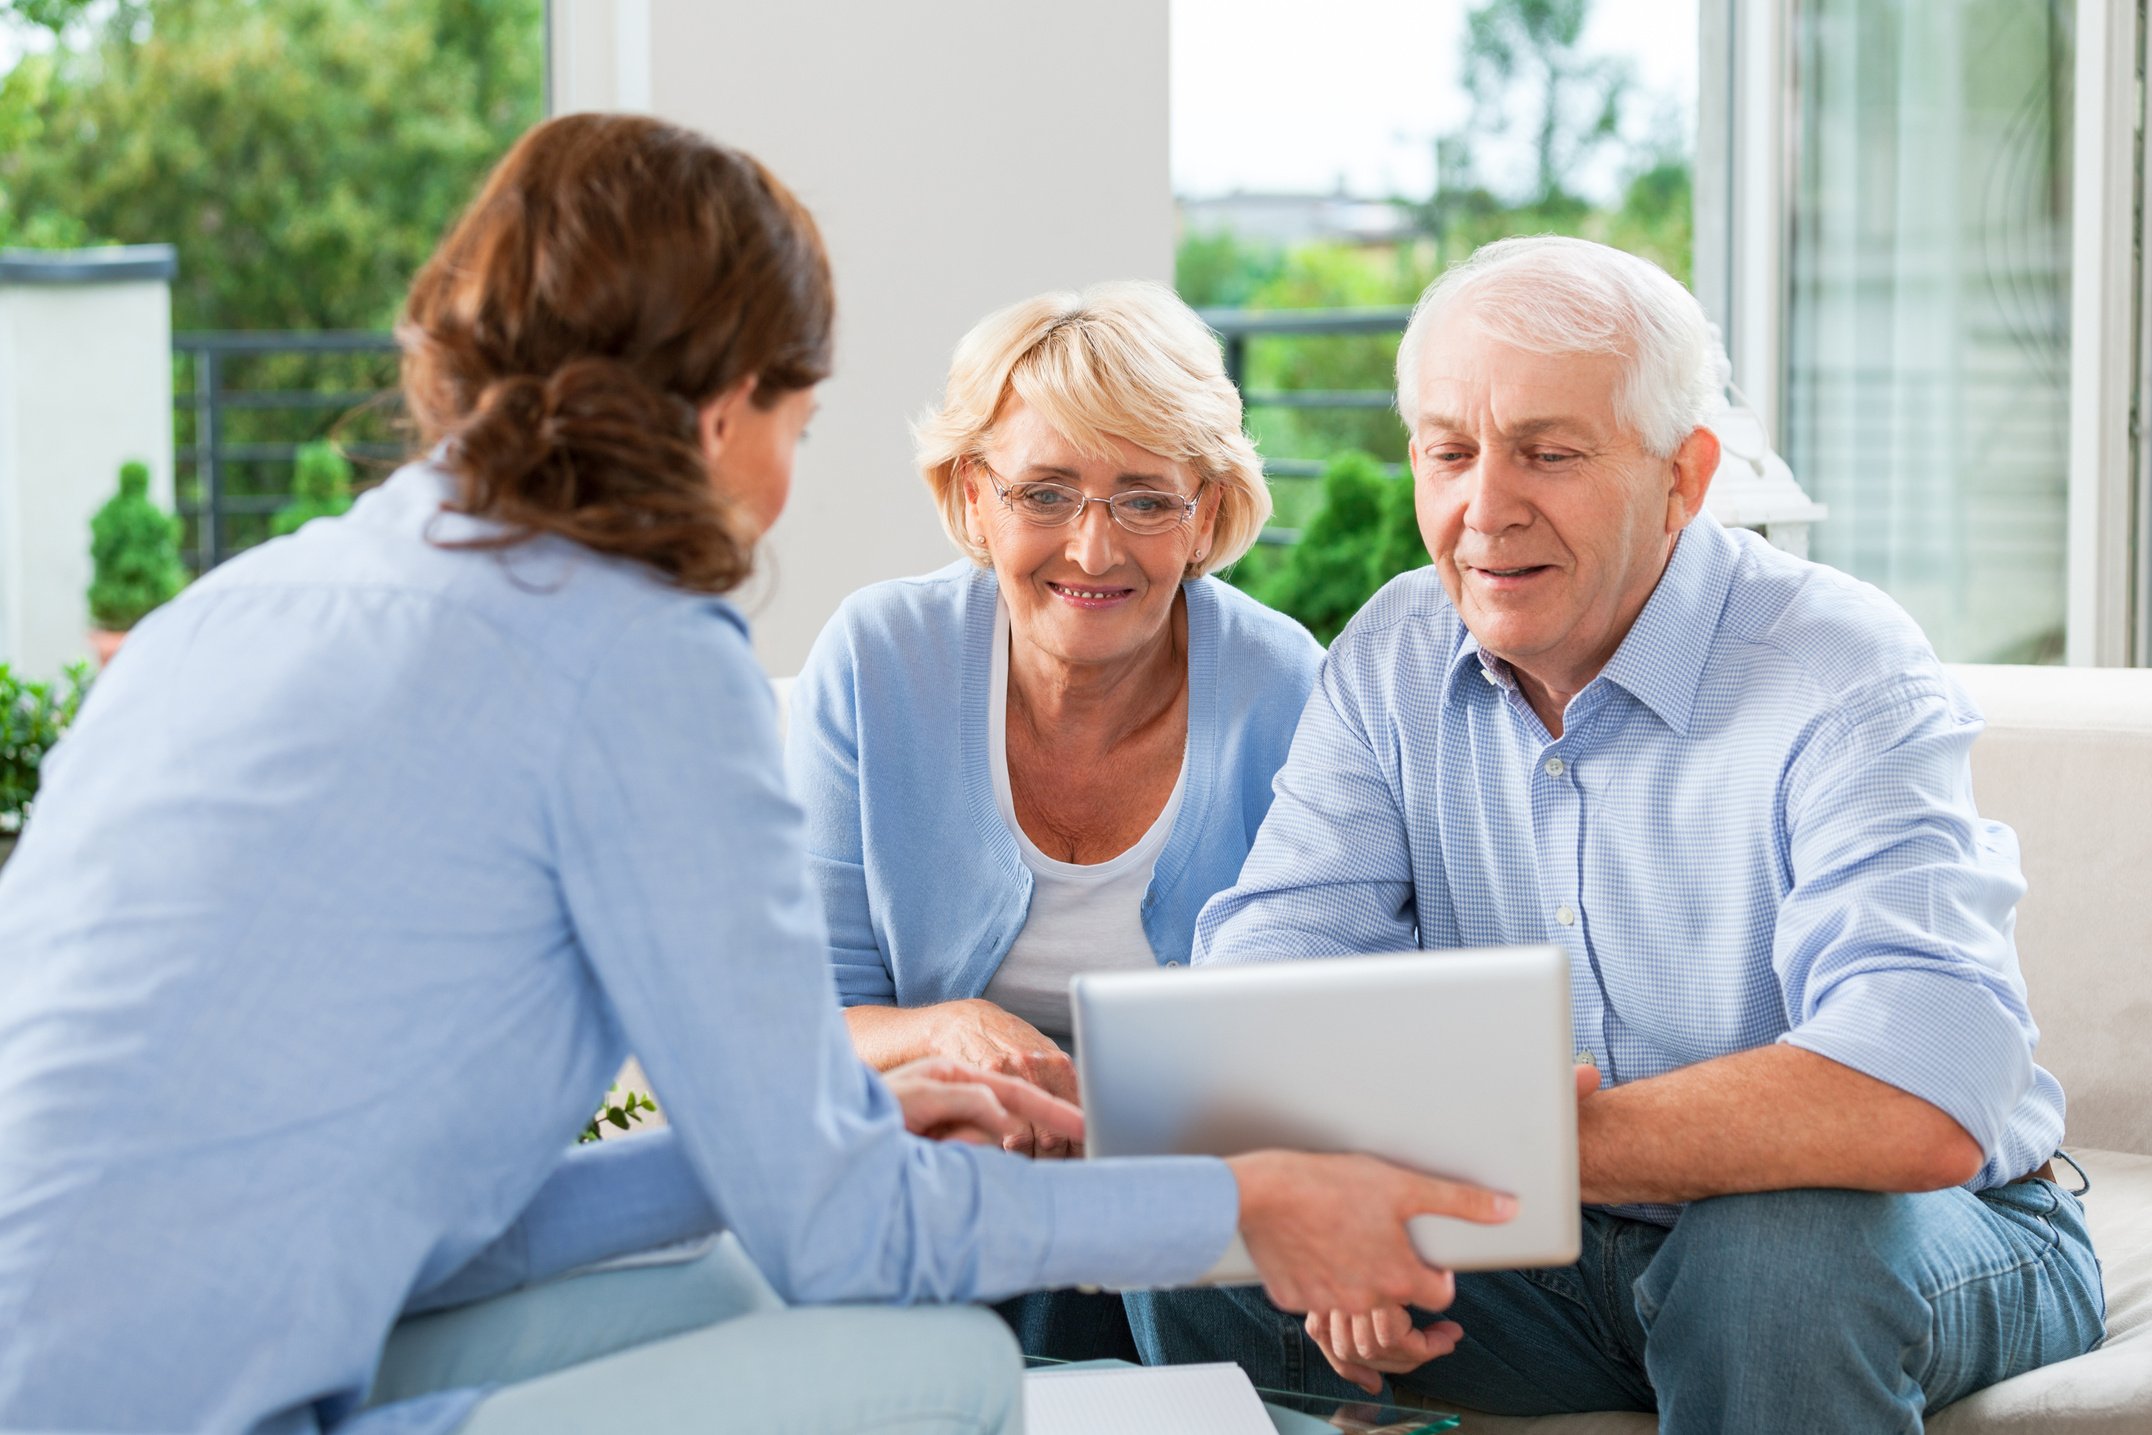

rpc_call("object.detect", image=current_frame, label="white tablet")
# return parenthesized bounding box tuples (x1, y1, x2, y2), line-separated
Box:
(1072, 945, 1580, 1284)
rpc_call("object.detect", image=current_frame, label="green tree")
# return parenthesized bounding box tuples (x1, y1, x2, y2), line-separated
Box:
(272, 440, 356, 537)
(87, 460, 187, 632)
(1175, 229, 1286, 310)
(0, 0, 543, 330)
(1242, 451, 1428, 643)
(1445, 0, 1631, 212)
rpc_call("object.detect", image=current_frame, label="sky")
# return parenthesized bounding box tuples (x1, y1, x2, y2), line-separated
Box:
(1170, 0, 1701, 202)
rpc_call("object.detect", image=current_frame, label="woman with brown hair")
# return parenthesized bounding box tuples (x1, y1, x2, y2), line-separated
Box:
(0, 113, 1512, 1434)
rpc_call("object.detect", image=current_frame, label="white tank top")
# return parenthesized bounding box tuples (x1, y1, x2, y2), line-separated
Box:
(979, 598, 1187, 1042)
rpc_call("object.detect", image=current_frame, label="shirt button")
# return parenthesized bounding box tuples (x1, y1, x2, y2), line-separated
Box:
(1165, 959, 1184, 967)
(1481, 668, 1500, 686)
(1575, 1050, 1597, 1068)
(1544, 757, 1566, 777)
(1555, 905, 1576, 927)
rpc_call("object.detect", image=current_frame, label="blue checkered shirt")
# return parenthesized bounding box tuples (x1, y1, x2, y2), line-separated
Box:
(1196, 516, 2065, 1223)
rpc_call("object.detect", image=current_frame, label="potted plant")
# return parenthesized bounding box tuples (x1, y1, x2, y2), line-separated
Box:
(86, 460, 188, 666)
(0, 662, 90, 870)
(271, 440, 356, 537)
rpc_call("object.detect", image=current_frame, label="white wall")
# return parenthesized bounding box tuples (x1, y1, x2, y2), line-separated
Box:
(0, 257, 175, 677)
(551, 0, 1174, 673)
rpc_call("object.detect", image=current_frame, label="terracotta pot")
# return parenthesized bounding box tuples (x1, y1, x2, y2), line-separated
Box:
(88, 628, 127, 668)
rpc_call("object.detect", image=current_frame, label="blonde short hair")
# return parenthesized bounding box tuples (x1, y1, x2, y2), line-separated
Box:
(915, 281, 1271, 576)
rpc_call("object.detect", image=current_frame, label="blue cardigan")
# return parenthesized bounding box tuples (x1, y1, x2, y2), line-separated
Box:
(787, 561, 1324, 1008)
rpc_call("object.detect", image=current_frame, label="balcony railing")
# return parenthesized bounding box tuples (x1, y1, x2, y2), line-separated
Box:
(169, 309, 1412, 569)
(173, 331, 402, 572)
(1199, 305, 1410, 545)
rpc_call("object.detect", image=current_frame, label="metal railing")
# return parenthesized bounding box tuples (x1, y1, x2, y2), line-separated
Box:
(173, 331, 403, 572)
(1199, 305, 1410, 545)
(169, 308, 1411, 568)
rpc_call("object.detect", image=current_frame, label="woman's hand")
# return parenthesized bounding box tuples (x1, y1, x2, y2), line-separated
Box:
(884, 1056, 1086, 1153)
(924, 998, 1079, 1100)
(847, 999, 1081, 1157)
(1224, 1150, 1514, 1333)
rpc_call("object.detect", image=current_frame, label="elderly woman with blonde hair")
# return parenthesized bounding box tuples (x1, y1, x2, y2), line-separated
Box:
(786, 280, 1323, 1360)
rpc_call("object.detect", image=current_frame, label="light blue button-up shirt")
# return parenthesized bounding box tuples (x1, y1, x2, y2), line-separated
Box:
(1197, 516, 2064, 1221)
(0, 462, 1237, 1435)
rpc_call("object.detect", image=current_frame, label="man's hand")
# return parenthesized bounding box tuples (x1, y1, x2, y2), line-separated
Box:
(1304, 1304, 1465, 1395)
(1225, 1151, 1514, 1318)
(883, 1056, 1085, 1152)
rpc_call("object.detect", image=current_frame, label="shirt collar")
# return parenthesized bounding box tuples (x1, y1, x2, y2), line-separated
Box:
(1593, 515, 1739, 736)
(1444, 514, 1740, 737)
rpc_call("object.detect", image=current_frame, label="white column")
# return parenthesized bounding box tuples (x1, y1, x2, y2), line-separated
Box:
(552, 0, 1173, 674)
(0, 245, 177, 677)
(2065, 0, 2145, 667)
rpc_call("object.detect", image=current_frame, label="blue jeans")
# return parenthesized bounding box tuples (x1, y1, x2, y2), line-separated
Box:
(367, 1235, 1023, 1435)
(1130, 1181, 2105, 1433)
(993, 1288, 1145, 1362)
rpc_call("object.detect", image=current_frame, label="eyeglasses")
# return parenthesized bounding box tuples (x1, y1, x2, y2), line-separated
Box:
(978, 461, 1202, 536)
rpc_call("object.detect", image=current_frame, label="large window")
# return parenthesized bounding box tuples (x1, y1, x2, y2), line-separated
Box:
(1170, 0, 1699, 635)
(1783, 1, 2074, 664)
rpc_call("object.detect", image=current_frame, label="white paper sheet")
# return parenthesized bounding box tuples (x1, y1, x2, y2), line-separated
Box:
(1022, 1361, 1276, 1435)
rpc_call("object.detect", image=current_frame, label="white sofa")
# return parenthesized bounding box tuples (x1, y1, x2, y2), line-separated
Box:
(756, 665, 2152, 1430)
(1452, 664, 2152, 1433)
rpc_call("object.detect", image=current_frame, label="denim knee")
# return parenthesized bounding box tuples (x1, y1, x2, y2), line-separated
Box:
(1632, 1188, 1931, 1349)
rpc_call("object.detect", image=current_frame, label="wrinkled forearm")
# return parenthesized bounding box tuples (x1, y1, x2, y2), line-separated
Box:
(844, 1002, 949, 1072)
(1578, 1044, 1985, 1206)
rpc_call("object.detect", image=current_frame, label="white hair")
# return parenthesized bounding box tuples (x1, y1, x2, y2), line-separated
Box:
(1395, 235, 1731, 458)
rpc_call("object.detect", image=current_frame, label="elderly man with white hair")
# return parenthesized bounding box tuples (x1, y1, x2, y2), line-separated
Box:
(1129, 236, 2104, 1431)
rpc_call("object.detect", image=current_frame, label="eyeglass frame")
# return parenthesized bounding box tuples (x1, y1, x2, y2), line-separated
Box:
(971, 458, 1206, 535)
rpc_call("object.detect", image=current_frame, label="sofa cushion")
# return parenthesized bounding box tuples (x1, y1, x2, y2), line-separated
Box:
(1946, 664, 2152, 1158)
(1440, 1149, 2152, 1433)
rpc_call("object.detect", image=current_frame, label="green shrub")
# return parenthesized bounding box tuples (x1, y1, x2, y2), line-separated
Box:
(0, 663, 89, 835)
(272, 441, 356, 538)
(86, 460, 187, 631)
(1241, 451, 1430, 644)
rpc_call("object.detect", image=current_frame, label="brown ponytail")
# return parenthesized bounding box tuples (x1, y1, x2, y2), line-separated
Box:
(398, 113, 834, 593)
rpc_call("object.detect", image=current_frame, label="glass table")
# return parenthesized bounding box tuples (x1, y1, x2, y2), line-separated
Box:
(1024, 1358, 1461, 1433)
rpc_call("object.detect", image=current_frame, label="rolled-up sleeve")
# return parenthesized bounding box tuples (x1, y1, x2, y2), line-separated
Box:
(1197, 658, 1419, 965)
(784, 608, 897, 1007)
(1773, 678, 2045, 1174)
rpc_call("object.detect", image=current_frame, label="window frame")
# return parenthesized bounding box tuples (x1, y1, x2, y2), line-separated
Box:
(1702, 0, 2146, 665)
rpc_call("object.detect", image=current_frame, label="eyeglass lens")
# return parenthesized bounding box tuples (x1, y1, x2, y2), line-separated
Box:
(1000, 480, 1192, 534)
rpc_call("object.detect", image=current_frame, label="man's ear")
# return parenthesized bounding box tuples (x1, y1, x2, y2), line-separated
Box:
(1665, 425, 1721, 532)
(696, 376, 759, 462)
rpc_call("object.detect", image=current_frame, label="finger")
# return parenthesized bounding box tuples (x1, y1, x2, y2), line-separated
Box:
(1402, 1173, 1518, 1226)
(925, 1122, 1000, 1146)
(1575, 1063, 1602, 1098)
(1022, 1049, 1082, 1104)
(1351, 1311, 1381, 1362)
(1327, 1310, 1356, 1365)
(902, 1082, 1017, 1141)
(1409, 1319, 1466, 1362)
(1307, 1312, 1382, 1395)
(1324, 1348, 1385, 1396)
(964, 1067, 1086, 1145)
(1371, 1304, 1414, 1349)
(1402, 1261, 1457, 1316)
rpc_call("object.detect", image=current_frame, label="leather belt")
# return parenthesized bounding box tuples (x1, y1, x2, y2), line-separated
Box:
(2011, 1159, 2057, 1185)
